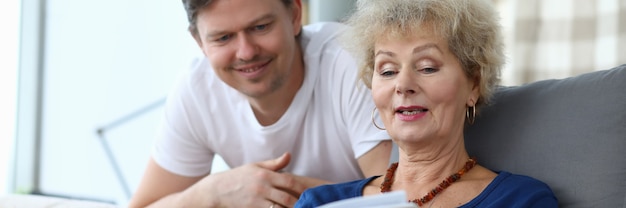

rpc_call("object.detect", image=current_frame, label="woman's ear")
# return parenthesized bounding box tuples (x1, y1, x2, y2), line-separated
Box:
(467, 74, 481, 106)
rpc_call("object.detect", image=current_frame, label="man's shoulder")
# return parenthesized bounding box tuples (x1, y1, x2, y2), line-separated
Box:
(301, 22, 348, 49)
(172, 55, 225, 96)
(187, 55, 211, 74)
(182, 55, 216, 83)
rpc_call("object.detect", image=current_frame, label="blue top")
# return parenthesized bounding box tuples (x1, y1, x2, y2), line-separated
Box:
(295, 171, 557, 208)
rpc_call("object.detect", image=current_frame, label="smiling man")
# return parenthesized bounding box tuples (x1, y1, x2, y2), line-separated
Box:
(128, 0, 391, 207)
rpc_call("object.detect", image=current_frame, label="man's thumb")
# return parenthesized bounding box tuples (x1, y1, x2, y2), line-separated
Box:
(258, 152, 291, 171)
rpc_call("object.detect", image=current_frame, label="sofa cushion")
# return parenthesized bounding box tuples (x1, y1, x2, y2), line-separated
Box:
(464, 64, 626, 207)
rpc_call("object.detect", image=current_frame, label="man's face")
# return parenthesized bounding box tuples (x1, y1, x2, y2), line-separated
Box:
(194, 0, 302, 98)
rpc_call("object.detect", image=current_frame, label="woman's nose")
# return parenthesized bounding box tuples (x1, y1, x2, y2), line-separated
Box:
(395, 71, 417, 95)
(235, 35, 259, 61)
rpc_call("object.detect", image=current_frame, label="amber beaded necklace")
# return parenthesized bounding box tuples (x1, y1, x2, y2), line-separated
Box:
(380, 158, 477, 207)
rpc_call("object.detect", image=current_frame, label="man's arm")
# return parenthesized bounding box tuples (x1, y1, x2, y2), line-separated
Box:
(129, 153, 310, 208)
(128, 158, 203, 208)
(357, 140, 392, 177)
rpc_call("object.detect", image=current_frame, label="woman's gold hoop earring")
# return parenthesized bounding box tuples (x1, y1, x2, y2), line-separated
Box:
(371, 107, 386, 130)
(466, 105, 476, 125)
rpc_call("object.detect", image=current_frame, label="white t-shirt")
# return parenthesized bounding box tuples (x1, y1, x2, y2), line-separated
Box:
(153, 22, 390, 183)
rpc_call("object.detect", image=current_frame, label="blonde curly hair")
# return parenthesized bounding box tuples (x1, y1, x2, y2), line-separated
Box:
(341, 0, 505, 107)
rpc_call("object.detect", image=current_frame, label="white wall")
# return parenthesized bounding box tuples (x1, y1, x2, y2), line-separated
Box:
(38, 0, 200, 205)
(0, 0, 20, 196)
(308, 0, 356, 23)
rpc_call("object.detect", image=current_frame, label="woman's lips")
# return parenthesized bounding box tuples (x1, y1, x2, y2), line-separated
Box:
(395, 106, 428, 121)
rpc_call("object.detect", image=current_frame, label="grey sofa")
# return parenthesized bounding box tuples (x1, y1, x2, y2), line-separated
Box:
(464, 64, 626, 207)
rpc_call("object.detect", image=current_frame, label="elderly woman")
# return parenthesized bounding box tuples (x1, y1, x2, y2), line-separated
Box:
(295, 0, 557, 207)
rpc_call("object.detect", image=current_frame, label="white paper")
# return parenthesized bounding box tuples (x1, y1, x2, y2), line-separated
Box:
(318, 191, 417, 208)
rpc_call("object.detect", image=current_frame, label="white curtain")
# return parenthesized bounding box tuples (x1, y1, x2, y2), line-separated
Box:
(497, 0, 626, 85)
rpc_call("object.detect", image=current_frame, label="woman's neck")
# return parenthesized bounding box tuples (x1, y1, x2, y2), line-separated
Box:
(393, 138, 470, 194)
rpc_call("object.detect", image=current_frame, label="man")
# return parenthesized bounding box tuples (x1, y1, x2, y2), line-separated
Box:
(128, 0, 391, 207)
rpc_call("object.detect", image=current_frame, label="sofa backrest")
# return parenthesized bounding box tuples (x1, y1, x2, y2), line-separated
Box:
(464, 65, 626, 207)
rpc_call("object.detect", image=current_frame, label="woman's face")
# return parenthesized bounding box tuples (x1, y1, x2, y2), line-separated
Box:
(371, 28, 479, 144)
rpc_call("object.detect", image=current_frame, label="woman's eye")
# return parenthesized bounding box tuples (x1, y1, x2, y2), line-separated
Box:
(421, 67, 439, 74)
(380, 70, 397, 77)
(376, 63, 397, 77)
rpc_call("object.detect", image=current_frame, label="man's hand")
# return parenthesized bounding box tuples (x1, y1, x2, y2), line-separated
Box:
(182, 152, 308, 208)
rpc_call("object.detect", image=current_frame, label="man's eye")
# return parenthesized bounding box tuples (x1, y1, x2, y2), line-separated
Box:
(215, 34, 232, 42)
(254, 24, 267, 31)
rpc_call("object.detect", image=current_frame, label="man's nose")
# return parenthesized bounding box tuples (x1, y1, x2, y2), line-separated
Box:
(235, 35, 259, 61)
